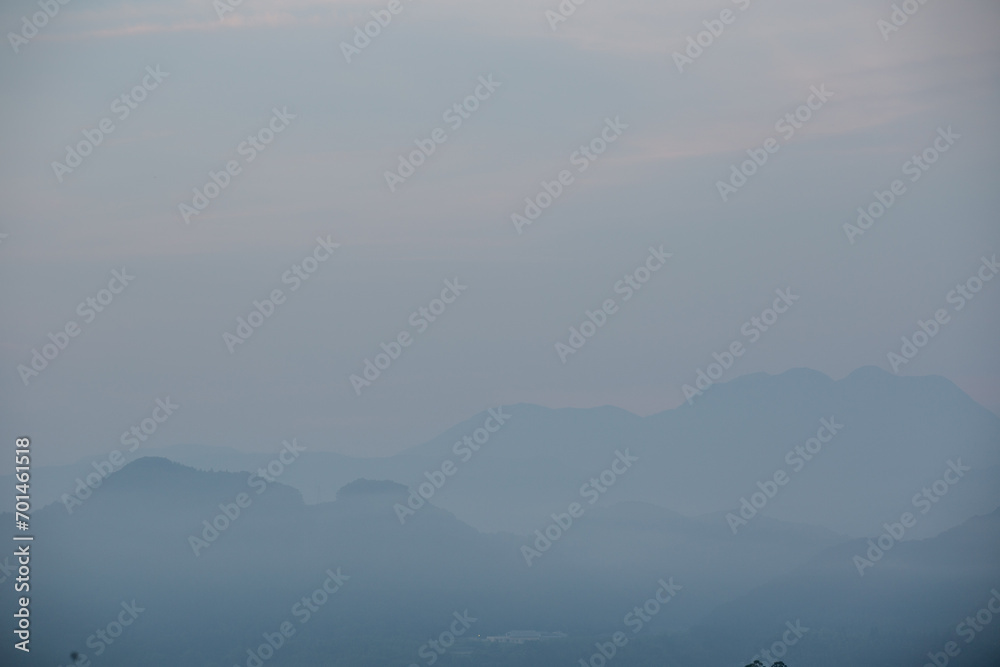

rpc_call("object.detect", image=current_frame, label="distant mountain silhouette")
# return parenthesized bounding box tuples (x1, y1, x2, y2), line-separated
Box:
(15, 367, 995, 541)
(2, 454, 997, 666)
(691, 506, 1000, 665)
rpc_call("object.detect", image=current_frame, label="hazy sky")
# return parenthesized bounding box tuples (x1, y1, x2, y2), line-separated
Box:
(2, 0, 998, 466)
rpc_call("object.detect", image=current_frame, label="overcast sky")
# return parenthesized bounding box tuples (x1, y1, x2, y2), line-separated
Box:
(1, 0, 998, 467)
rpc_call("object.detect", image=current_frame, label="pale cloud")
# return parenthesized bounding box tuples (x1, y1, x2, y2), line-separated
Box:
(2, 0, 998, 459)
